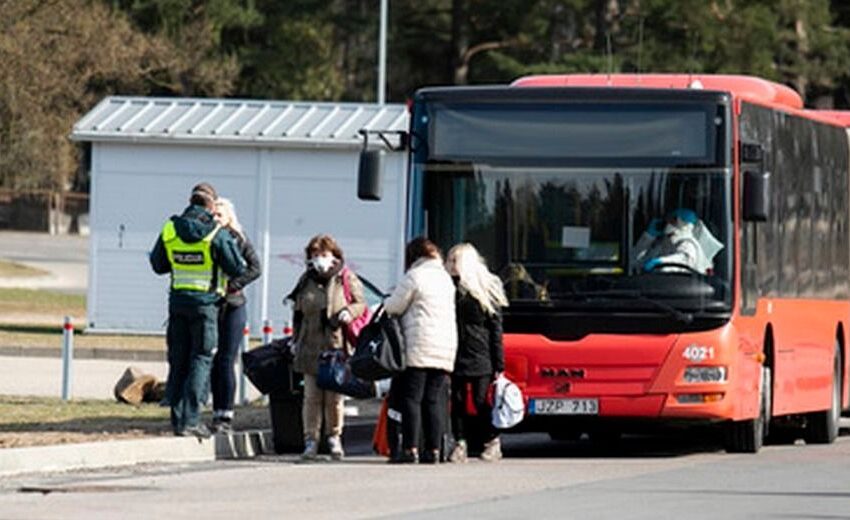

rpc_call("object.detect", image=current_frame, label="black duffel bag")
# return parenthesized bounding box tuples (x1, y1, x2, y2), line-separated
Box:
(350, 307, 406, 381)
(242, 337, 296, 395)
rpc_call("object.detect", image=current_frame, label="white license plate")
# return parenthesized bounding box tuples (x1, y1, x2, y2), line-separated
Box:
(531, 398, 599, 415)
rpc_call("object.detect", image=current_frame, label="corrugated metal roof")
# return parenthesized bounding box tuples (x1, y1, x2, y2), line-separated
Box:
(71, 96, 409, 149)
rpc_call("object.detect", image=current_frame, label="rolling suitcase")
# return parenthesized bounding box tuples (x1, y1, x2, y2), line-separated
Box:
(267, 362, 305, 454)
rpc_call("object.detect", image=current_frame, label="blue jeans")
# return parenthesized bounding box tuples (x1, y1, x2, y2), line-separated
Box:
(166, 304, 218, 433)
(211, 303, 247, 414)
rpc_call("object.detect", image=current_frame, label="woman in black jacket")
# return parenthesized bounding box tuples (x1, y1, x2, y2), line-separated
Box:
(445, 243, 508, 462)
(210, 197, 261, 432)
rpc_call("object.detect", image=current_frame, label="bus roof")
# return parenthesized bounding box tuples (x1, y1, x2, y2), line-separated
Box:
(811, 110, 850, 127)
(512, 74, 803, 111)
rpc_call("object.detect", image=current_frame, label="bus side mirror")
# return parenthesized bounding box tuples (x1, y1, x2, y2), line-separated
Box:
(358, 149, 384, 201)
(743, 169, 770, 222)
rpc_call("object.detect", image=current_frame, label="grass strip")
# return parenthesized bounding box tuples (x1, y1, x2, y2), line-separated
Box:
(0, 396, 270, 448)
(0, 288, 85, 315)
(0, 396, 169, 431)
(0, 260, 48, 278)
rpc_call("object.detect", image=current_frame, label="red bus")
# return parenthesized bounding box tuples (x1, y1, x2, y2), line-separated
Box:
(358, 74, 849, 453)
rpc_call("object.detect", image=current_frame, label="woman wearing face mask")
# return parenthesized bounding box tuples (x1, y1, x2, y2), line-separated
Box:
(444, 243, 508, 462)
(287, 234, 366, 460)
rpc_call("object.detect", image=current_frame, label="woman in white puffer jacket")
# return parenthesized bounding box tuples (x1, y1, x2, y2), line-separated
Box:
(384, 237, 457, 463)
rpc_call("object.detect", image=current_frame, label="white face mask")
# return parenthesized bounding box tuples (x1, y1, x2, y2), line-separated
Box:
(664, 223, 679, 236)
(312, 254, 335, 273)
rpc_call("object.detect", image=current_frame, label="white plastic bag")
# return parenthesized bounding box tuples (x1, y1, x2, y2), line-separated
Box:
(491, 374, 525, 429)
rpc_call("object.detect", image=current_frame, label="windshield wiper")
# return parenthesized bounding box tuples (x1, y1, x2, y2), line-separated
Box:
(567, 289, 694, 324)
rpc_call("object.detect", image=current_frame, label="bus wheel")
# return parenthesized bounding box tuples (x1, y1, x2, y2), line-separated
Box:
(804, 345, 841, 444)
(724, 365, 770, 453)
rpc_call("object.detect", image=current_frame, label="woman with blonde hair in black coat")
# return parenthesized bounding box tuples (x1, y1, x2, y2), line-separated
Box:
(445, 243, 508, 462)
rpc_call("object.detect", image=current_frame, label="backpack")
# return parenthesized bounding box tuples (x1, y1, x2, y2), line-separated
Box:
(341, 267, 373, 347)
(349, 306, 406, 381)
(490, 374, 525, 429)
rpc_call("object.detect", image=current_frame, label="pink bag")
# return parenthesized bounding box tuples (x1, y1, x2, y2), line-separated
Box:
(341, 267, 373, 348)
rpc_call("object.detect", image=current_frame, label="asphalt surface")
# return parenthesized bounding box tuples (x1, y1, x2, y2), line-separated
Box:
(1, 430, 849, 519)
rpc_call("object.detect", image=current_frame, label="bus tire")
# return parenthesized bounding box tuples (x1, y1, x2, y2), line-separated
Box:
(804, 346, 841, 444)
(724, 365, 769, 453)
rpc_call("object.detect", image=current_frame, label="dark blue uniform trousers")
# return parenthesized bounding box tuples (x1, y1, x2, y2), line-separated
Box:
(166, 304, 218, 433)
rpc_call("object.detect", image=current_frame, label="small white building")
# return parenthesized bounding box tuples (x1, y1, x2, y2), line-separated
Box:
(71, 96, 408, 334)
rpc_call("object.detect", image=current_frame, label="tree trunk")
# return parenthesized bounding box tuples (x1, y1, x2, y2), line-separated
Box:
(451, 0, 469, 85)
(594, 0, 620, 51)
(794, 17, 809, 100)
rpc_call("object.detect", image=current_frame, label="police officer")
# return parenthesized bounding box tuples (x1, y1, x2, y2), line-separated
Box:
(149, 183, 245, 437)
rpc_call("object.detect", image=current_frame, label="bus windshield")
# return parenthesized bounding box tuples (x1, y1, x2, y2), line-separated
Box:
(414, 97, 732, 314)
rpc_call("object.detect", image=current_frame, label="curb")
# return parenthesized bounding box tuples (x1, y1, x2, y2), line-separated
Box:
(0, 418, 378, 478)
(0, 436, 215, 477)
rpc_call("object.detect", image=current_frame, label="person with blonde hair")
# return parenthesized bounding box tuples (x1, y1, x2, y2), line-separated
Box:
(286, 234, 367, 460)
(445, 243, 508, 462)
(210, 197, 261, 432)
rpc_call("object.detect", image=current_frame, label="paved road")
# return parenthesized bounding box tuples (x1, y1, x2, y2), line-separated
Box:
(0, 231, 88, 294)
(1, 430, 849, 519)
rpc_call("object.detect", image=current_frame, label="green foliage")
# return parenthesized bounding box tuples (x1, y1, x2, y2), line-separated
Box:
(239, 19, 344, 100)
(3, 0, 850, 189)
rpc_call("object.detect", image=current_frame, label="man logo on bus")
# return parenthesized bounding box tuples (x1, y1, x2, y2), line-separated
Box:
(540, 367, 586, 378)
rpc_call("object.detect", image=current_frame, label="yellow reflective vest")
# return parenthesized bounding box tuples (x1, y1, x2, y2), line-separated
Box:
(161, 221, 225, 295)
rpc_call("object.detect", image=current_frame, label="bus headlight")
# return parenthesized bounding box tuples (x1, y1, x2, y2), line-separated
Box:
(683, 366, 727, 383)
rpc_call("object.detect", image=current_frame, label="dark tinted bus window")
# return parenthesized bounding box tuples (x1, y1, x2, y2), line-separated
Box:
(740, 102, 850, 301)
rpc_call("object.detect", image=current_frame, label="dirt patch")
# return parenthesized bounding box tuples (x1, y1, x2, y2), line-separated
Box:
(0, 261, 48, 278)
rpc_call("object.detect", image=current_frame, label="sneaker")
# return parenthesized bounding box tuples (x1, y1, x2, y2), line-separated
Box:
(448, 440, 468, 463)
(177, 424, 212, 439)
(211, 418, 233, 434)
(480, 437, 502, 462)
(328, 436, 345, 461)
(301, 439, 319, 460)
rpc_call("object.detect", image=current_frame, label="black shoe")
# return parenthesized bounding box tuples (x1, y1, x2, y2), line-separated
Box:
(419, 449, 440, 464)
(390, 449, 419, 464)
(178, 424, 212, 439)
